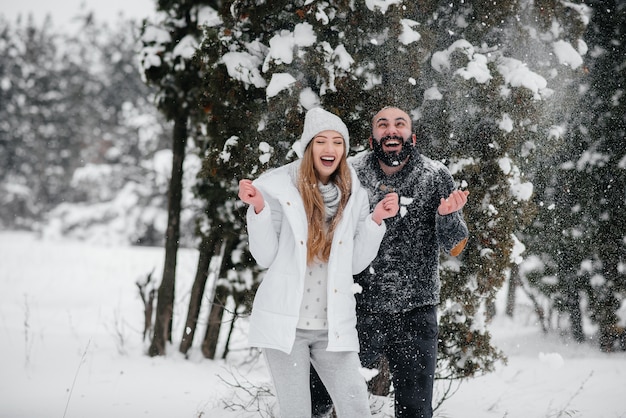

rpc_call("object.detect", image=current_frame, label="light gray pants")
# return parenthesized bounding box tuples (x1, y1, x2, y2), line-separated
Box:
(264, 329, 371, 418)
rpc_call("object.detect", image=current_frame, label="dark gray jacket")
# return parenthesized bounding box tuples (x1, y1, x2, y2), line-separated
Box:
(351, 147, 469, 314)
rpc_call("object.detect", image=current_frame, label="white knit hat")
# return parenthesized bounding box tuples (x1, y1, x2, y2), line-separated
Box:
(293, 107, 350, 158)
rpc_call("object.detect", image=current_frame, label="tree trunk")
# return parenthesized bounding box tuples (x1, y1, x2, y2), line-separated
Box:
(179, 231, 220, 355)
(369, 356, 391, 397)
(136, 270, 156, 341)
(222, 302, 240, 359)
(202, 237, 236, 359)
(202, 284, 229, 359)
(505, 263, 519, 317)
(149, 113, 187, 357)
(180, 232, 224, 354)
(565, 282, 585, 343)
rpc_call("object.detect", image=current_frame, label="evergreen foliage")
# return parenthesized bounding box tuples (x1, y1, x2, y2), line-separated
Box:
(1, 0, 623, 413)
(139, 0, 221, 356)
(0, 15, 171, 244)
(0, 16, 84, 226)
(192, 0, 592, 395)
(522, 0, 626, 351)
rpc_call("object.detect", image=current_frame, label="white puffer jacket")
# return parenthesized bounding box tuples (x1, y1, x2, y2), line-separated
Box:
(246, 161, 386, 354)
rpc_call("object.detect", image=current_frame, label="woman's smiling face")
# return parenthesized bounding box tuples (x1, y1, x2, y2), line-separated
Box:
(310, 130, 345, 184)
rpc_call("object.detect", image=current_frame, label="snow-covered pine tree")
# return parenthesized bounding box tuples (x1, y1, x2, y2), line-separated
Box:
(517, 1, 626, 351)
(0, 14, 167, 240)
(526, 0, 626, 350)
(581, 0, 626, 352)
(194, 0, 596, 407)
(0, 16, 86, 227)
(193, 1, 307, 359)
(139, 0, 217, 356)
(40, 15, 175, 248)
(418, 0, 591, 385)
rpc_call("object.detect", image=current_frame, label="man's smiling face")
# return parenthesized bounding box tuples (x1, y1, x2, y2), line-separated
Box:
(370, 107, 415, 167)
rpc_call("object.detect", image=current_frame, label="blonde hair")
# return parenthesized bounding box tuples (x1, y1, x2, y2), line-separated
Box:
(297, 144, 351, 265)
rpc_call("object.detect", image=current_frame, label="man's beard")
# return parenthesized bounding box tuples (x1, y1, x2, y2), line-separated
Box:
(371, 135, 414, 167)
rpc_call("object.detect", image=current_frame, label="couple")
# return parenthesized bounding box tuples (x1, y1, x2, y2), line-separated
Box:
(238, 106, 469, 417)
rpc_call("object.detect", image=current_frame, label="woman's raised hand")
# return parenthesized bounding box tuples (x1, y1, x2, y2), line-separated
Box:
(372, 192, 399, 225)
(238, 179, 265, 213)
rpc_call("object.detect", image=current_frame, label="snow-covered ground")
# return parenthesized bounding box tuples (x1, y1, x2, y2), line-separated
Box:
(1, 231, 624, 418)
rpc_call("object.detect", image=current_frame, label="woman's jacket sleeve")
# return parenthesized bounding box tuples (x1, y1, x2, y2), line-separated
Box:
(246, 196, 282, 269)
(351, 187, 386, 274)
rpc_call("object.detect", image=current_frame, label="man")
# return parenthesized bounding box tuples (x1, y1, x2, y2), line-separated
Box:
(312, 106, 469, 417)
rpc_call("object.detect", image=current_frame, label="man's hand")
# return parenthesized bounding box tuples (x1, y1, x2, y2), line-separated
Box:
(372, 192, 399, 225)
(438, 190, 469, 216)
(238, 179, 265, 214)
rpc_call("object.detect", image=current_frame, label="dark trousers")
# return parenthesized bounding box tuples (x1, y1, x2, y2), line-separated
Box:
(311, 305, 439, 418)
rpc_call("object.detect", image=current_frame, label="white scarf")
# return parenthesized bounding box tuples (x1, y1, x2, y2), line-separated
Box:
(318, 181, 341, 222)
(288, 162, 341, 222)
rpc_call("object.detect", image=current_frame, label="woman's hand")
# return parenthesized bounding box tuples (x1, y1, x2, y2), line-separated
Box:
(372, 192, 399, 225)
(238, 179, 265, 214)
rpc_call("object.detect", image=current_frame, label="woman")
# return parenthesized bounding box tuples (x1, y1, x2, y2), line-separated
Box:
(238, 107, 399, 417)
